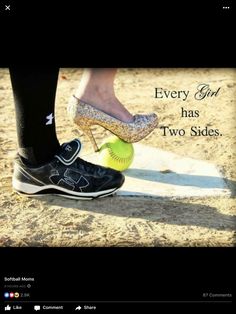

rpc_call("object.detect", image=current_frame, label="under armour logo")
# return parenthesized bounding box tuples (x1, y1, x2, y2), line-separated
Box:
(65, 145, 72, 152)
(50, 168, 89, 191)
(45, 113, 54, 125)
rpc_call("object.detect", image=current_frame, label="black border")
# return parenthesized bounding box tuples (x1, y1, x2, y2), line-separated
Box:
(1, 247, 234, 304)
(0, 0, 235, 67)
(0, 0, 235, 310)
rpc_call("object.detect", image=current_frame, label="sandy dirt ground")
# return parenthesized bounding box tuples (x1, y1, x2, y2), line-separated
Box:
(0, 68, 235, 246)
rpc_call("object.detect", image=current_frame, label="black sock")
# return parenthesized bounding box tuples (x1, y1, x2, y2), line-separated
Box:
(9, 67, 61, 166)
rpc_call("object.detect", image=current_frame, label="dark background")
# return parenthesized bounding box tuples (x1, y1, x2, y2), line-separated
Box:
(0, 0, 235, 310)
(1, 248, 234, 306)
(0, 0, 235, 66)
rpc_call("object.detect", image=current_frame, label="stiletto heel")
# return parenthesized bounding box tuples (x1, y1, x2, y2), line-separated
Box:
(68, 95, 158, 152)
(76, 122, 99, 152)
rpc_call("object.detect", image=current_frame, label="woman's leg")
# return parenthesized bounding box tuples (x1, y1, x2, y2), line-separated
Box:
(74, 68, 134, 123)
(9, 67, 60, 166)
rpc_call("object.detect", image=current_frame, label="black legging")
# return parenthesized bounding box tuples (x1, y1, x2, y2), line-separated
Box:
(9, 67, 61, 166)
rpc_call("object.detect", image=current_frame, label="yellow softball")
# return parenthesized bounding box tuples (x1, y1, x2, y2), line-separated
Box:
(99, 136, 134, 171)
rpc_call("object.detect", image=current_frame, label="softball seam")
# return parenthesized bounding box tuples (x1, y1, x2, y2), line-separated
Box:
(105, 143, 133, 164)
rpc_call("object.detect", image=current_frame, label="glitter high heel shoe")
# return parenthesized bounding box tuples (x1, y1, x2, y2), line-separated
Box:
(67, 95, 158, 152)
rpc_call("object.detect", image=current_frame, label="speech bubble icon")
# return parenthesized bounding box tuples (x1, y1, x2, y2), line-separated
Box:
(34, 305, 40, 311)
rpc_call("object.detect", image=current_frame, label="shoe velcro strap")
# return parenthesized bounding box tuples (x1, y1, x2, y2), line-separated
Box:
(55, 139, 82, 165)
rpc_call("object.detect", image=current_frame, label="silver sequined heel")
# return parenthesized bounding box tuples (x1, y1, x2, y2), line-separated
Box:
(68, 95, 158, 152)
